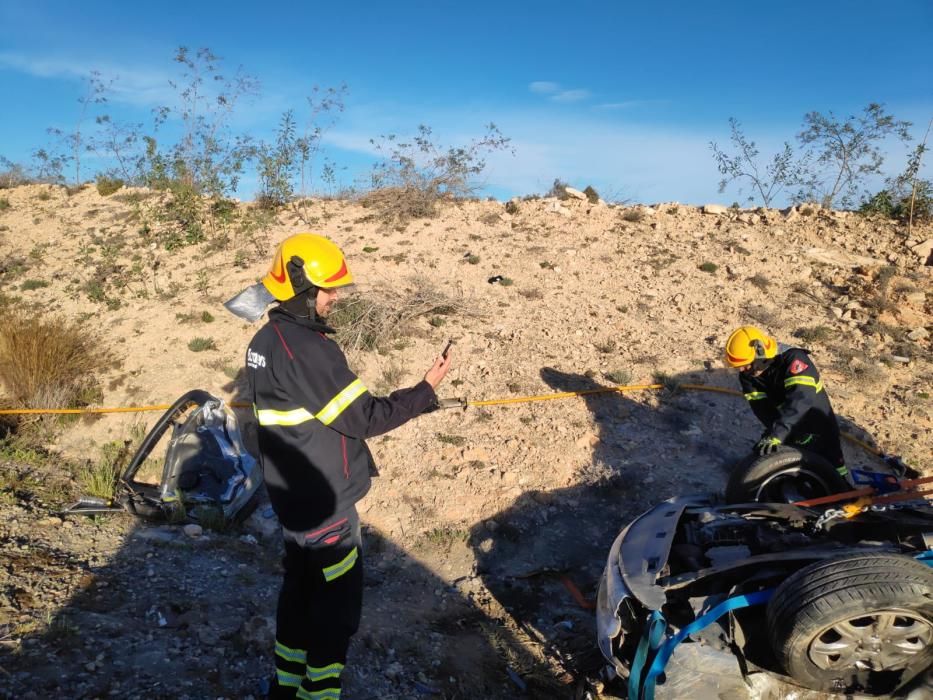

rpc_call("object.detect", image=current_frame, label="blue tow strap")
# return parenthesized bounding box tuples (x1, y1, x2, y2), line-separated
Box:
(628, 610, 667, 700)
(631, 588, 775, 700)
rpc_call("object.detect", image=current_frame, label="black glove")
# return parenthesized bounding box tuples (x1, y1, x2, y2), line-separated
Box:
(755, 435, 782, 456)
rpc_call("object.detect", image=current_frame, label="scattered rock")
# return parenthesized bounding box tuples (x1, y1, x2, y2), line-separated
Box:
(907, 327, 929, 341)
(183, 524, 203, 538)
(563, 187, 587, 201)
(909, 238, 933, 264)
(702, 204, 728, 215)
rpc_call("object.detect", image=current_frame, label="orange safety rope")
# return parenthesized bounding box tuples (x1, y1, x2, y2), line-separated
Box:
(0, 383, 899, 460)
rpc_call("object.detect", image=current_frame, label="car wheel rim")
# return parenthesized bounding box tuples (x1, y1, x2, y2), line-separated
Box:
(755, 468, 830, 503)
(808, 609, 933, 672)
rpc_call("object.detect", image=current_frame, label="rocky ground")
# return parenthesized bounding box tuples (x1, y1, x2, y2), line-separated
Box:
(0, 184, 930, 699)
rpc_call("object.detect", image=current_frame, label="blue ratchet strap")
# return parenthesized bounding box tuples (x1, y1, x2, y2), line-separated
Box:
(628, 610, 667, 700)
(916, 551, 933, 567)
(638, 588, 776, 700)
(850, 468, 900, 494)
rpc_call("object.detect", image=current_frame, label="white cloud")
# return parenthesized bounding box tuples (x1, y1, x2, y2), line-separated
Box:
(594, 100, 666, 111)
(0, 51, 176, 107)
(528, 81, 591, 104)
(551, 89, 590, 103)
(529, 81, 559, 94)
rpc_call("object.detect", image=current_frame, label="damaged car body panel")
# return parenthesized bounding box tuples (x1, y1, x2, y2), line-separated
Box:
(596, 496, 933, 698)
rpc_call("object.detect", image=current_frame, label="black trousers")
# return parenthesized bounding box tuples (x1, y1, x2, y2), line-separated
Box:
(788, 430, 847, 477)
(271, 507, 363, 700)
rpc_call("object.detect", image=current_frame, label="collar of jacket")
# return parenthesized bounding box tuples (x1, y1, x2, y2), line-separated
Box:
(268, 306, 335, 334)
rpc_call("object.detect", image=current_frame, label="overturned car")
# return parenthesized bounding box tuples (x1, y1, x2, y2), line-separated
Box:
(596, 495, 933, 698)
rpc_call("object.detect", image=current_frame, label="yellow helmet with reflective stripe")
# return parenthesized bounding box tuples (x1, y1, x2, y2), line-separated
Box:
(724, 326, 778, 367)
(262, 233, 353, 301)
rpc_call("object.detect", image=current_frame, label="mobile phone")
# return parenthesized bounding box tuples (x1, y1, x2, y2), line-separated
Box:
(442, 340, 453, 359)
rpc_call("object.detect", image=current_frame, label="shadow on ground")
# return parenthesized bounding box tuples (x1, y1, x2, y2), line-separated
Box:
(468, 365, 895, 698)
(0, 367, 900, 699)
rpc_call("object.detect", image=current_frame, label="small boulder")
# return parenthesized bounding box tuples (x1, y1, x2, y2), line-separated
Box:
(563, 186, 587, 201)
(909, 238, 933, 264)
(702, 204, 728, 215)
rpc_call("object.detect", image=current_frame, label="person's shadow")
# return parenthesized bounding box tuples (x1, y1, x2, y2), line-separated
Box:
(468, 364, 897, 697)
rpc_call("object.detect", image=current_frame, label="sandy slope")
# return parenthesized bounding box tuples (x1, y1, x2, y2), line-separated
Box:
(0, 184, 930, 697)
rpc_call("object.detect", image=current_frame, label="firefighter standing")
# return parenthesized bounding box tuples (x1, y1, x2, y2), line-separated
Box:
(244, 234, 451, 699)
(724, 325, 848, 480)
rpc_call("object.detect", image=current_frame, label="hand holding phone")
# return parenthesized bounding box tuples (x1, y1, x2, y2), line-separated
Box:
(425, 340, 453, 389)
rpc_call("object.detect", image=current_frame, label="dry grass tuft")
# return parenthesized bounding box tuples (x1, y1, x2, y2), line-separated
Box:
(0, 309, 107, 410)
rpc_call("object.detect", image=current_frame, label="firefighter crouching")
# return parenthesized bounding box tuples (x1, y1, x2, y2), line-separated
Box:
(244, 233, 451, 699)
(724, 325, 848, 481)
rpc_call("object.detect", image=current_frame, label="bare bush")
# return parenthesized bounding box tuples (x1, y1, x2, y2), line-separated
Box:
(361, 124, 511, 225)
(330, 280, 478, 356)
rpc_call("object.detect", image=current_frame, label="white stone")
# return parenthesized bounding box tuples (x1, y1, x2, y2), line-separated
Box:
(563, 187, 587, 200)
(910, 238, 933, 263)
(907, 327, 929, 341)
(702, 204, 728, 215)
(183, 523, 203, 538)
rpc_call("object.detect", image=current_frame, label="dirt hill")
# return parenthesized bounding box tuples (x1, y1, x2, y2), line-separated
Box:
(0, 183, 930, 698)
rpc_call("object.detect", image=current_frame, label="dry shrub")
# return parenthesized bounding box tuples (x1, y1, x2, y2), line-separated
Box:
(330, 279, 477, 356)
(0, 309, 107, 409)
(357, 185, 447, 226)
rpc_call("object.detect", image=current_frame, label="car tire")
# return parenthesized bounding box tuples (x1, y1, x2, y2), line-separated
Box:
(766, 552, 933, 696)
(724, 446, 849, 503)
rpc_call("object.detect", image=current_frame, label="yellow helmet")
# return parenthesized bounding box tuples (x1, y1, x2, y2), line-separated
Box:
(262, 233, 353, 301)
(724, 326, 778, 367)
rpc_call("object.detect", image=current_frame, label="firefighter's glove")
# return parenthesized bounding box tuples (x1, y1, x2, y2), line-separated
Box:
(755, 435, 782, 456)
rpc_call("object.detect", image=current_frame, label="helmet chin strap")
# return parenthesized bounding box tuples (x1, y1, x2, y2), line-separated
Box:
(280, 287, 319, 319)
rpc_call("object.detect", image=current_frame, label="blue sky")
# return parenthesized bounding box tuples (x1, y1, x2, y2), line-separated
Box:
(1, 0, 931, 205)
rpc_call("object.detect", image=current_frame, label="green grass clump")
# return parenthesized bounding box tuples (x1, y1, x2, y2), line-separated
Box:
(436, 433, 466, 446)
(605, 368, 632, 385)
(96, 176, 124, 196)
(698, 262, 718, 273)
(793, 325, 833, 343)
(21, 279, 49, 291)
(188, 337, 217, 352)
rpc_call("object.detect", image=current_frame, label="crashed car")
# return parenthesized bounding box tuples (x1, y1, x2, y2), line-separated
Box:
(596, 495, 933, 698)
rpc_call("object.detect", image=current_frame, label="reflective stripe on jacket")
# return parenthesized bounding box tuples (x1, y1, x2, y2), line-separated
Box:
(247, 307, 437, 532)
(739, 346, 840, 445)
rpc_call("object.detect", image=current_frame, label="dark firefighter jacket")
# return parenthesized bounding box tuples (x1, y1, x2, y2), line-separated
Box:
(739, 346, 841, 446)
(247, 307, 437, 532)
